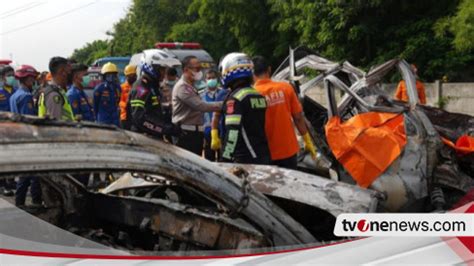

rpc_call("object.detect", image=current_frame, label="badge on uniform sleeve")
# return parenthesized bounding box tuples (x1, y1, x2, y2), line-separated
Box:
(226, 100, 235, 114)
(53, 95, 61, 103)
(72, 100, 79, 108)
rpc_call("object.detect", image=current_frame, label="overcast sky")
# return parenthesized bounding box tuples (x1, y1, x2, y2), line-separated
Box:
(0, 0, 131, 71)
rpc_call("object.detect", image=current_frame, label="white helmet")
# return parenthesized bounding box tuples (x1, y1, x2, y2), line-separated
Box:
(219, 52, 253, 87)
(137, 49, 181, 79)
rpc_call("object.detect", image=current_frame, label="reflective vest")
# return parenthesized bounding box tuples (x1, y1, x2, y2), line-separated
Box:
(38, 87, 75, 121)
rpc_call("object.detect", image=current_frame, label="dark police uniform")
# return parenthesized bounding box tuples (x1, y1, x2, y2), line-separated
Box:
(127, 79, 179, 139)
(221, 86, 270, 164)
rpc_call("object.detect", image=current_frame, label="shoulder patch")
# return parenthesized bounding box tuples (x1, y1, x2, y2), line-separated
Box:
(226, 100, 235, 114)
(136, 86, 148, 98)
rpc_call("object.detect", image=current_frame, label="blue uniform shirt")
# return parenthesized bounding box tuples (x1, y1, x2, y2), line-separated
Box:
(93, 81, 120, 126)
(0, 85, 15, 112)
(67, 85, 95, 121)
(202, 88, 222, 137)
(9, 86, 36, 115)
(215, 88, 230, 138)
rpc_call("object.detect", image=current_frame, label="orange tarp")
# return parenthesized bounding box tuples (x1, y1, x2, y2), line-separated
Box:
(442, 135, 474, 155)
(325, 112, 407, 188)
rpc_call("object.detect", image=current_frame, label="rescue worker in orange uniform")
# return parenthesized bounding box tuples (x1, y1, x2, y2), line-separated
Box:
(252, 55, 317, 169)
(394, 64, 426, 104)
(119, 64, 137, 129)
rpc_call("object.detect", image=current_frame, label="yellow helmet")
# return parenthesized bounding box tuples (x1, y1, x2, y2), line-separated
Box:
(124, 64, 137, 76)
(101, 62, 118, 74)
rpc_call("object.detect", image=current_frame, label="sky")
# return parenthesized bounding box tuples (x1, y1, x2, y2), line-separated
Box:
(0, 0, 131, 71)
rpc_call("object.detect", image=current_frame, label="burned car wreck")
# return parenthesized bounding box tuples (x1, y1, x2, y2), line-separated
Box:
(0, 114, 377, 253)
(275, 47, 474, 212)
(0, 50, 472, 254)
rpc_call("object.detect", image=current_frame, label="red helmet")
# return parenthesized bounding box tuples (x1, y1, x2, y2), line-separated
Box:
(15, 65, 39, 79)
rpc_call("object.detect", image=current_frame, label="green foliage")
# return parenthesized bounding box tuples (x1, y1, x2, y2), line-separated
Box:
(437, 95, 454, 109)
(438, 0, 474, 51)
(70, 40, 110, 65)
(71, 0, 474, 81)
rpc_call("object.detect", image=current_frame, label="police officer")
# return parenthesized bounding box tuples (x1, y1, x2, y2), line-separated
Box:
(127, 52, 181, 140)
(93, 62, 120, 126)
(172, 56, 222, 155)
(38, 57, 75, 121)
(218, 53, 270, 164)
(0, 65, 17, 112)
(66, 63, 95, 121)
(9, 65, 42, 207)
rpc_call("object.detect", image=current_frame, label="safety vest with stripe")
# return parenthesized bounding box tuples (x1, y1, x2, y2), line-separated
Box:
(38, 86, 76, 121)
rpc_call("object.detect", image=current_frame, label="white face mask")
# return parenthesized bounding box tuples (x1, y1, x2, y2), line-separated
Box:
(192, 70, 203, 81)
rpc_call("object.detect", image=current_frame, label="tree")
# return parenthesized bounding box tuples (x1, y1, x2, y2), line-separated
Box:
(71, 0, 193, 64)
(168, 0, 279, 63)
(70, 40, 110, 65)
(71, 0, 474, 81)
(435, 0, 474, 51)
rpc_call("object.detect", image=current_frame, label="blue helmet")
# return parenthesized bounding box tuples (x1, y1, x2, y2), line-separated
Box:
(219, 52, 253, 88)
(141, 63, 159, 80)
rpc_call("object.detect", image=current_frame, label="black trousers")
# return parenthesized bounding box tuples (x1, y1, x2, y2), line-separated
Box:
(177, 130, 204, 156)
(16, 176, 42, 206)
(272, 154, 298, 169)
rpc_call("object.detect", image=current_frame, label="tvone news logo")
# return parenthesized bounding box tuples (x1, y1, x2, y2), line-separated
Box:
(342, 219, 370, 232)
(335, 214, 473, 236)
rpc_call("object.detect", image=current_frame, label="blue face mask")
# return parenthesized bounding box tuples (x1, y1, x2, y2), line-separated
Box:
(166, 80, 176, 87)
(104, 74, 115, 83)
(207, 79, 218, 89)
(6, 76, 18, 87)
(32, 81, 40, 91)
(81, 75, 90, 87)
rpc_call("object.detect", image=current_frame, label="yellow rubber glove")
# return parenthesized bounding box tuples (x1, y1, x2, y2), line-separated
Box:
(303, 132, 317, 160)
(211, 129, 221, 151)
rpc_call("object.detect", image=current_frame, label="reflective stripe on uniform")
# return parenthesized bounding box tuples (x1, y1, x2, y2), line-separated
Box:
(222, 129, 239, 160)
(60, 90, 75, 121)
(130, 99, 145, 107)
(151, 95, 159, 106)
(234, 88, 260, 101)
(225, 114, 242, 125)
(241, 126, 257, 159)
(38, 93, 46, 118)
